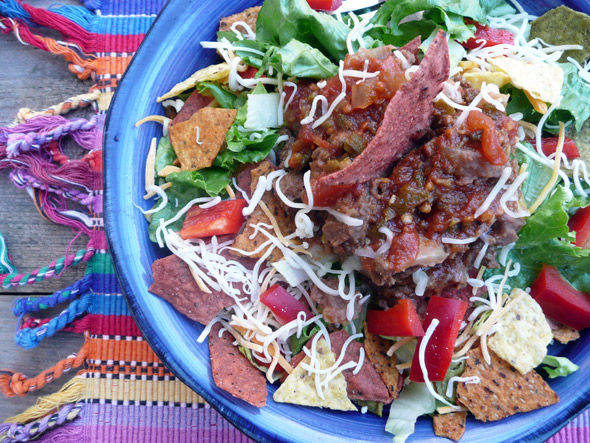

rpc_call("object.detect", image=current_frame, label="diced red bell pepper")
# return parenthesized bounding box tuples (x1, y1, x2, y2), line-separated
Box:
(178, 199, 247, 240)
(307, 0, 343, 11)
(467, 111, 509, 166)
(367, 299, 425, 337)
(410, 296, 468, 383)
(462, 20, 515, 49)
(530, 264, 590, 330)
(569, 206, 590, 248)
(240, 66, 259, 80)
(260, 284, 313, 324)
(529, 137, 580, 159)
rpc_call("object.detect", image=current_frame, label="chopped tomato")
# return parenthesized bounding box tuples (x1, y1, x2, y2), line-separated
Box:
(240, 66, 259, 80)
(529, 137, 580, 159)
(178, 199, 247, 240)
(307, 0, 342, 11)
(462, 20, 515, 49)
(530, 264, 590, 330)
(311, 181, 359, 207)
(367, 299, 425, 337)
(569, 206, 590, 248)
(260, 284, 313, 324)
(388, 226, 420, 272)
(467, 111, 509, 166)
(410, 296, 468, 383)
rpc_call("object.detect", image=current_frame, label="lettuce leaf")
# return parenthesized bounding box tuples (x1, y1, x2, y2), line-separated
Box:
(289, 323, 321, 355)
(435, 359, 466, 403)
(147, 168, 231, 242)
(385, 382, 436, 443)
(541, 355, 580, 379)
(370, 0, 512, 43)
(504, 63, 590, 133)
(256, 0, 352, 61)
(269, 39, 338, 78)
(356, 400, 384, 417)
(154, 136, 177, 176)
(196, 82, 241, 109)
(492, 186, 590, 292)
(516, 146, 553, 207)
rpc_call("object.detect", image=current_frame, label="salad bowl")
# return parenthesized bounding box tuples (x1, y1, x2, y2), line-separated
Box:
(104, 0, 590, 441)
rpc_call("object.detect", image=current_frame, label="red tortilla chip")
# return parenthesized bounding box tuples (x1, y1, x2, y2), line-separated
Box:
(330, 330, 390, 403)
(219, 6, 261, 33)
(171, 91, 214, 125)
(456, 348, 558, 422)
(208, 323, 267, 407)
(552, 322, 580, 344)
(169, 107, 237, 171)
(433, 412, 467, 442)
(363, 328, 399, 402)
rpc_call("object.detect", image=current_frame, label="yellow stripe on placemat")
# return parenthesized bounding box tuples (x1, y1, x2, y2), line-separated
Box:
(85, 376, 205, 404)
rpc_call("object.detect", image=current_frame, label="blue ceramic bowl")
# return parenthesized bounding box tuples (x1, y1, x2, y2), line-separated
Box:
(104, 1, 590, 441)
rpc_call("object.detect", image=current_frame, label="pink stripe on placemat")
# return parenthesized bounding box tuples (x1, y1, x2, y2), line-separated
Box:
(548, 412, 590, 442)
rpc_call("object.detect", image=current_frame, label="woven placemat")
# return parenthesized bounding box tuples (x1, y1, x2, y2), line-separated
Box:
(0, 1, 585, 442)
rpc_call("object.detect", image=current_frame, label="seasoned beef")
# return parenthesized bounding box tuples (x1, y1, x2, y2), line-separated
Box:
(309, 279, 361, 324)
(278, 171, 305, 204)
(486, 213, 525, 246)
(317, 30, 450, 187)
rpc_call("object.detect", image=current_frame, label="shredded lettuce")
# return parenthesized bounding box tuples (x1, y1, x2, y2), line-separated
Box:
(385, 382, 436, 443)
(541, 355, 580, 378)
(256, 0, 353, 61)
(269, 39, 339, 78)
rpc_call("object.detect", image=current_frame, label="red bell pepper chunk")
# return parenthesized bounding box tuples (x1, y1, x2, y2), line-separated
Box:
(569, 206, 590, 248)
(410, 296, 468, 383)
(260, 284, 313, 325)
(367, 299, 425, 337)
(467, 110, 509, 166)
(462, 21, 515, 49)
(306, 0, 343, 11)
(530, 264, 590, 330)
(178, 199, 247, 240)
(529, 137, 580, 159)
(240, 66, 259, 80)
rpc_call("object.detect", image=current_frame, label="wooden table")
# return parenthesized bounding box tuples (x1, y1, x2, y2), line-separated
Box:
(0, 0, 95, 420)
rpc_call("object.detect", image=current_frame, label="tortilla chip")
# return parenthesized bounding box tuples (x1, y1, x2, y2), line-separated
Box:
(530, 6, 590, 64)
(364, 327, 399, 402)
(488, 289, 552, 374)
(330, 330, 391, 403)
(169, 107, 237, 171)
(524, 90, 548, 114)
(462, 69, 511, 90)
(219, 6, 261, 33)
(489, 57, 563, 104)
(149, 254, 235, 325)
(171, 91, 214, 126)
(456, 348, 558, 422)
(157, 63, 230, 102)
(208, 323, 267, 407)
(232, 161, 293, 262)
(433, 412, 467, 442)
(273, 339, 357, 411)
(552, 322, 581, 344)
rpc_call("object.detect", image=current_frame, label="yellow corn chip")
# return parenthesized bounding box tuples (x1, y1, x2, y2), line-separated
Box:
(273, 339, 357, 411)
(157, 63, 230, 102)
(463, 69, 511, 90)
(489, 57, 563, 104)
(524, 90, 549, 114)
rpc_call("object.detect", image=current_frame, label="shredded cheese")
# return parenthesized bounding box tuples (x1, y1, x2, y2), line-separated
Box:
(144, 137, 157, 192)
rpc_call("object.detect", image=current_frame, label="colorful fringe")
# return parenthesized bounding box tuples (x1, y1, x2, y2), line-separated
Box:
(0, 0, 249, 441)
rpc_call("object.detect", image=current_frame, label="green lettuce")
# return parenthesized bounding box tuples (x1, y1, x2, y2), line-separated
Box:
(154, 136, 177, 176)
(516, 146, 553, 207)
(269, 39, 338, 78)
(147, 168, 231, 242)
(290, 323, 321, 355)
(492, 186, 590, 292)
(435, 359, 466, 403)
(196, 82, 241, 109)
(216, 84, 281, 170)
(370, 0, 513, 44)
(504, 63, 590, 133)
(356, 400, 384, 417)
(386, 382, 436, 443)
(541, 355, 580, 379)
(256, 0, 352, 61)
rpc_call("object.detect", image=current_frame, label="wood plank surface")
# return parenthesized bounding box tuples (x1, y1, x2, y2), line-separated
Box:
(1, 0, 92, 422)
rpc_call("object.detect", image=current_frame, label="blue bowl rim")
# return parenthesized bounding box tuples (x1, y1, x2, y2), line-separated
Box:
(103, 0, 590, 441)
